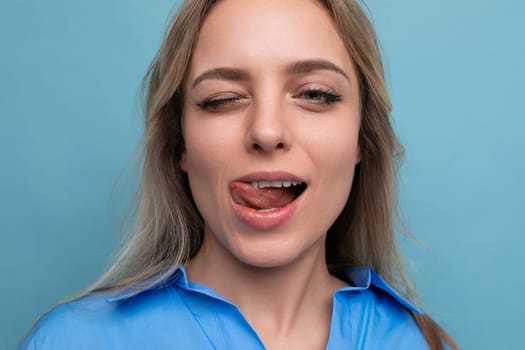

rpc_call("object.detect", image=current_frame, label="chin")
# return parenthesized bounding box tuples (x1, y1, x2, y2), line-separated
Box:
(229, 235, 323, 270)
(236, 254, 296, 269)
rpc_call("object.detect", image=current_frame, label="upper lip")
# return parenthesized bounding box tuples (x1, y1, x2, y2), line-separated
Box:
(233, 171, 307, 184)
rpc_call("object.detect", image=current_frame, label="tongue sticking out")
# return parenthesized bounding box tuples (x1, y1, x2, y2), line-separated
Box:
(230, 182, 298, 210)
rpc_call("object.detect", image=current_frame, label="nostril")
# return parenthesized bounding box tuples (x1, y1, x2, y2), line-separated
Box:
(252, 142, 285, 152)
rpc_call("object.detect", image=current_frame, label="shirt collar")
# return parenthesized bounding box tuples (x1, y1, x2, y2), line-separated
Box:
(105, 265, 422, 315)
(339, 267, 423, 315)
(105, 266, 185, 303)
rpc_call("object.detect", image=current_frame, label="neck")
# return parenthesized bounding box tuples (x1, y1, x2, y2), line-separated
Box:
(185, 233, 347, 340)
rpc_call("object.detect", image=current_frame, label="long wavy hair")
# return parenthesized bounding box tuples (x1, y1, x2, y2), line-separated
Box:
(89, 0, 458, 349)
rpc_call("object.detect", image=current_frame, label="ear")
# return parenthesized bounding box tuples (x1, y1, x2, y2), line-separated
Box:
(180, 151, 188, 172)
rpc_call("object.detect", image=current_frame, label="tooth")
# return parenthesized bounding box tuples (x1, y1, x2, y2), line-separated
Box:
(258, 181, 271, 188)
(251, 180, 302, 189)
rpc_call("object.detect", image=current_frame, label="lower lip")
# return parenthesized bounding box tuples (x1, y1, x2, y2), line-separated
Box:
(231, 195, 301, 230)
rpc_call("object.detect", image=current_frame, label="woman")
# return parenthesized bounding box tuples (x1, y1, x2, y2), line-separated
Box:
(20, 0, 458, 349)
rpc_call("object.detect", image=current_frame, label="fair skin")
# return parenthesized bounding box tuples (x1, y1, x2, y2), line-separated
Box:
(181, 0, 361, 348)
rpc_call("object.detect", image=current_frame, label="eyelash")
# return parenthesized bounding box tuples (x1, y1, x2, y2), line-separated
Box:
(196, 97, 241, 111)
(295, 88, 342, 105)
(196, 88, 342, 112)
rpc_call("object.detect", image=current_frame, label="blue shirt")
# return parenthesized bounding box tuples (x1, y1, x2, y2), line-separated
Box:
(19, 266, 429, 349)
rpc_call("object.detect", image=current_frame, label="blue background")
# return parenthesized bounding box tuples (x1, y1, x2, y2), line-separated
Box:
(1, 0, 523, 348)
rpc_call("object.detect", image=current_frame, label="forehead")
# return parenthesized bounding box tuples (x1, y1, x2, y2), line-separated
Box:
(188, 0, 353, 78)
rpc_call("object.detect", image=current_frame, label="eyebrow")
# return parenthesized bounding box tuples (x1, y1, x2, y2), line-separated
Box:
(191, 59, 350, 89)
(286, 59, 350, 81)
(191, 68, 250, 89)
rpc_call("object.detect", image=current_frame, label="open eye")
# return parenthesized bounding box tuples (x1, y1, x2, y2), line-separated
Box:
(295, 88, 342, 107)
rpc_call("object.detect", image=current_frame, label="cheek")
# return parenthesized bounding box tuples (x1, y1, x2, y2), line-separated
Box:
(321, 142, 359, 195)
(311, 120, 360, 204)
(181, 116, 241, 210)
(305, 115, 360, 167)
(183, 119, 225, 173)
(183, 139, 221, 189)
(184, 116, 243, 165)
(183, 134, 223, 227)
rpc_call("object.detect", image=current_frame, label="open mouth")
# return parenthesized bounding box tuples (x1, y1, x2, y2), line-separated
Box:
(230, 180, 307, 212)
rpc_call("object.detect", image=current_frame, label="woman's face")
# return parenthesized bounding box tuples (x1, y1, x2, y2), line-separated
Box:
(181, 0, 361, 268)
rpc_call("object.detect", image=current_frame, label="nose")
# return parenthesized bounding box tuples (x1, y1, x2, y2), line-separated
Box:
(246, 100, 291, 153)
